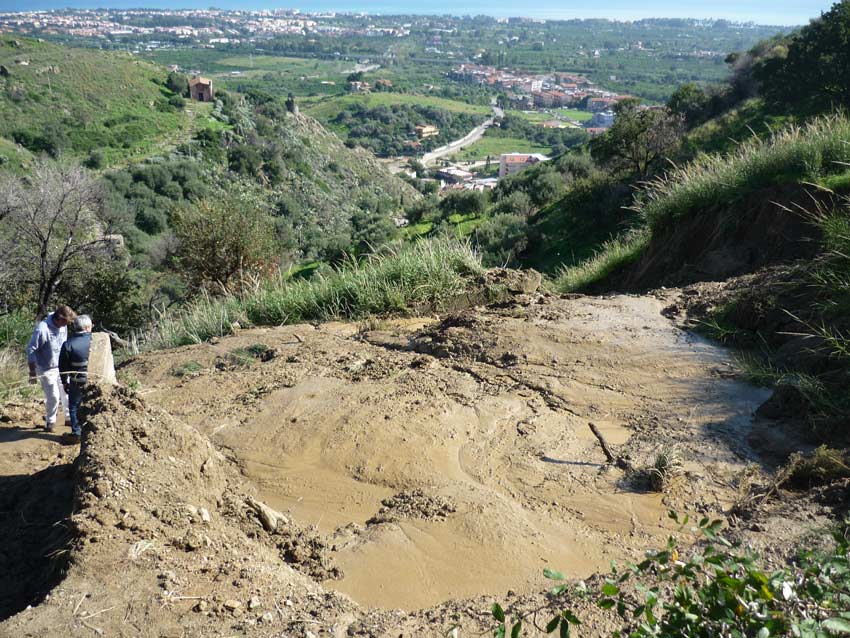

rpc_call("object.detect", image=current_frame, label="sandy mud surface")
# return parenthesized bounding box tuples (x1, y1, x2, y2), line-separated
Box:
(117, 292, 769, 610)
(3, 289, 832, 638)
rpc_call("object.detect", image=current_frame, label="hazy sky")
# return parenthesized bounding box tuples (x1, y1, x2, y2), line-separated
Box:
(0, 0, 835, 26)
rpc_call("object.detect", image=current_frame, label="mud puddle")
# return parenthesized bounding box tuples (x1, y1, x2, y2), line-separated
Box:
(123, 293, 771, 611)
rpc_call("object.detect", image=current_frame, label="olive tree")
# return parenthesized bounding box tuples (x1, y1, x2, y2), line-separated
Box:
(0, 161, 119, 318)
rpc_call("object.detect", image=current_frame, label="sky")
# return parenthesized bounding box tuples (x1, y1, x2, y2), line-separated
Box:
(0, 0, 835, 26)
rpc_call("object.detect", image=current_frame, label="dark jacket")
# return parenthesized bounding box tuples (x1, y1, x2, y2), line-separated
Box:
(59, 332, 91, 386)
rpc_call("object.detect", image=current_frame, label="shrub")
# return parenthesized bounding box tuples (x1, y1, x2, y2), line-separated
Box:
(491, 515, 850, 638)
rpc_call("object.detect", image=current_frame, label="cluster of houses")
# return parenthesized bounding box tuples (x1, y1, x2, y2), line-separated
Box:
(450, 63, 632, 133)
(0, 9, 410, 43)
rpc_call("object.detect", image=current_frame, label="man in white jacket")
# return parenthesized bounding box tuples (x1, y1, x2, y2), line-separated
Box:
(26, 305, 77, 432)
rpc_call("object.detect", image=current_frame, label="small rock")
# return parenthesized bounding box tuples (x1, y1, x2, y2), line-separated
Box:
(223, 599, 241, 611)
(248, 596, 260, 610)
(261, 611, 274, 623)
(199, 508, 211, 523)
(194, 600, 208, 612)
(284, 599, 294, 607)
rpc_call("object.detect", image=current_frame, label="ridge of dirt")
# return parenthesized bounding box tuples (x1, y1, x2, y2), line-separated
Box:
(0, 289, 840, 637)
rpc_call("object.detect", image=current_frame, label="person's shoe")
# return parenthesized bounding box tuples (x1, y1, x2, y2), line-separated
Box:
(61, 432, 81, 445)
(44, 423, 56, 433)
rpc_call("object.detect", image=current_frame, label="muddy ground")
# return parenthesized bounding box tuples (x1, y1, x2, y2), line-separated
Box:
(0, 288, 837, 637)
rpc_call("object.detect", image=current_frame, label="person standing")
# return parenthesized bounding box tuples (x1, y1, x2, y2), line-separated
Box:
(26, 305, 76, 433)
(60, 315, 93, 444)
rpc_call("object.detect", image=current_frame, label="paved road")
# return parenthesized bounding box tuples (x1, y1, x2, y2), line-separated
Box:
(421, 117, 493, 166)
(420, 102, 505, 167)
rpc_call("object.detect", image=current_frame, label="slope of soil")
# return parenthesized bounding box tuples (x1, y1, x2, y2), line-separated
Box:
(1, 289, 834, 637)
(607, 186, 821, 292)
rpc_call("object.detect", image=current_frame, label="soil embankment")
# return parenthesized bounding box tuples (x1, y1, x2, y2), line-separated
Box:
(0, 288, 830, 637)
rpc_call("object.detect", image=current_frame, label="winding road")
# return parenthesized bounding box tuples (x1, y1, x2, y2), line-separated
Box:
(420, 101, 503, 167)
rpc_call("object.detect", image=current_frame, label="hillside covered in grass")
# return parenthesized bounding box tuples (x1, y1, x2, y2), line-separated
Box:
(0, 37, 193, 168)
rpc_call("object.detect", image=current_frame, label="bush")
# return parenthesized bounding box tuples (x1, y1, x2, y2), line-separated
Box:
(172, 194, 278, 294)
(84, 149, 106, 169)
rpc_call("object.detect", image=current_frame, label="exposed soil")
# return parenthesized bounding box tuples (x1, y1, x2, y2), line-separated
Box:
(0, 289, 837, 637)
(605, 186, 823, 292)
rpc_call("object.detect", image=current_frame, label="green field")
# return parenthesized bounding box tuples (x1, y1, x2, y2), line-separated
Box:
(555, 108, 593, 122)
(450, 135, 551, 162)
(302, 92, 491, 121)
(508, 110, 551, 123)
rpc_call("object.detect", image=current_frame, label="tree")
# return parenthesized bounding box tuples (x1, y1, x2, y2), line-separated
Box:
(474, 213, 528, 267)
(757, 0, 850, 109)
(0, 161, 120, 318)
(590, 100, 685, 178)
(667, 83, 710, 127)
(438, 190, 488, 219)
(165, 71, 188, 96)
(172, 194, 278, 294)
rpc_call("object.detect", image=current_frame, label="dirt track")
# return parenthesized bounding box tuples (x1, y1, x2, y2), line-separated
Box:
(1, 288, 829, 637)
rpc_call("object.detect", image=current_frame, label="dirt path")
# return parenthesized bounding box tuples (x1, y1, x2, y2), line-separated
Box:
(116, 291, 770, 611)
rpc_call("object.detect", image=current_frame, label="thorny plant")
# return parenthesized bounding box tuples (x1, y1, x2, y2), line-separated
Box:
(481, 513, 850, 638)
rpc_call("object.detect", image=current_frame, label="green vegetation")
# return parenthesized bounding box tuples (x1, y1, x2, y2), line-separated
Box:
(302, 92, 490, 121)
(640, 116, 850, 231)
(145, 238, 483, 349)
(554, 114, 850, 293)
(486, 113, 587, 157)
(0, 38, 190, 167)
(554, 108, 593, 122)
(170, 360, 204, 377)
(451, 136, 550, 162)
(554, 231, 650, 292)
(492, 515, 850, 638)
(329, 101, 484, 156)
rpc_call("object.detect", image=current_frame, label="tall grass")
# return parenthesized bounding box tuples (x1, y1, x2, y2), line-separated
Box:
(555, 115, 850, 293)
(0, 309, 35, 350)
(0, 311, 36, 402)
(554, 230, 649, 293)
(0, 347, 37, 403)
(144, 238, 484, 350)
(638, 115, 850, 231)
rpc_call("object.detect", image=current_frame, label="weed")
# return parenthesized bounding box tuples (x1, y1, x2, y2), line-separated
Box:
(170, 361, 204, 378)
(0, 346, 38, 402)
(648, 445, 684, 492)
(554, 230, 649, 293)
(639, 115, 850, 231)
(225, 348, 255, 367)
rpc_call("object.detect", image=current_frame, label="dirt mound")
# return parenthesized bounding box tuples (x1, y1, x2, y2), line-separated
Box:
(1, 384, 355, 636)
(100, 292, 775, 612)
(366, 489, 457, 525)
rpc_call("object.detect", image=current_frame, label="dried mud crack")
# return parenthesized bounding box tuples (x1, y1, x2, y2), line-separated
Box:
(0, 290, 834, 637)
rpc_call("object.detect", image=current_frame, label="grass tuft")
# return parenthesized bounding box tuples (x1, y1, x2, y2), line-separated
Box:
(648, 445, 684, 492)
(553, 230, 649, 293)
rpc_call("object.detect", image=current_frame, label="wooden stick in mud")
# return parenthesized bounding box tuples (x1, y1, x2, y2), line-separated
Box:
(588, 422, 616, 464)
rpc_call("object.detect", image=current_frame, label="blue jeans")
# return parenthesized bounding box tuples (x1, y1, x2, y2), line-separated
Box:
(67, 383, 83, 436)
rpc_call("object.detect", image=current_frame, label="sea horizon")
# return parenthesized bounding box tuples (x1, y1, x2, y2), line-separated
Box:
(0, 0, 834, 27)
